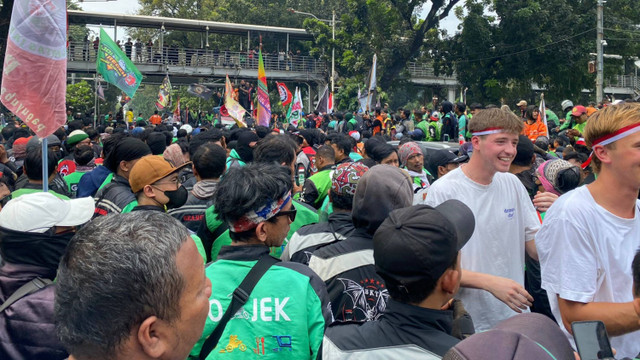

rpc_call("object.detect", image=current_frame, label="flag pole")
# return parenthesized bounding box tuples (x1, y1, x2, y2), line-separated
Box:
(94, 75, 98, 128)
(41, 138, 49, 192)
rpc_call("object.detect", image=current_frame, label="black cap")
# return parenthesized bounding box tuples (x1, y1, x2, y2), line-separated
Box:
(373, 200, 475, 287)
(428, 149, 468, 177)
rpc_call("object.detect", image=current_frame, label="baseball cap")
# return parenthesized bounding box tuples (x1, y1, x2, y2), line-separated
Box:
(331, 162, 369, 197)
(430, 149, 468, 169)
(26, 135, 62, 153)
(571, 105, 587, 117)
(442, 313, 574, 360)
(129, 155, 190, 193)
(374, 201, 475, 287)
(516, 100, 527, 107)
(0, 192, 95, 233)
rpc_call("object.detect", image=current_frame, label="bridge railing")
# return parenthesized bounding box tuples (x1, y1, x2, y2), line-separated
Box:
(606, 75, 640, 91)
(405, 61, 456, 78)
(67, 41, 327, 74)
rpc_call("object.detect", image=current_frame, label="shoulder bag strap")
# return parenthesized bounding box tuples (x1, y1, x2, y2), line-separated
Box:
(0, 277, 53, 313)
(199, 255, 280, 359)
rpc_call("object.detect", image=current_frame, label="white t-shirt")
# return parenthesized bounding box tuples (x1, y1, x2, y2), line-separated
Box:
(536, 185, 640, 358)
(424, 167, 540, 331)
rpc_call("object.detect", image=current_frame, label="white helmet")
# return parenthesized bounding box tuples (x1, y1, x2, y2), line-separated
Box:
(561, 100, 574, 112)
(180, 124, 193, 134)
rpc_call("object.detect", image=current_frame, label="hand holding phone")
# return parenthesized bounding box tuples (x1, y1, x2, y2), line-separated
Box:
(572, 321, 615, 360)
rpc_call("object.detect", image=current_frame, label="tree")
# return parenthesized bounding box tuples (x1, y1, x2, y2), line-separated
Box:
(443, 0, 640, 107)
(66, 80, 94, 115)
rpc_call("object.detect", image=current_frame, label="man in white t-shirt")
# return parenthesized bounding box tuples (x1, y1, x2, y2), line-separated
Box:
(424, 108, 540, 332)
(536, 102, 640, 358)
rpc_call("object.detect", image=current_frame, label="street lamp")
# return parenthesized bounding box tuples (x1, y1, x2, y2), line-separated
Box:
(288, 8, 337, 95)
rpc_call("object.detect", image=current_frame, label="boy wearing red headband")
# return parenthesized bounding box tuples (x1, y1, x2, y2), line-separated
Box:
(536, 103, 640, 358)
(424, 108, 540, 332)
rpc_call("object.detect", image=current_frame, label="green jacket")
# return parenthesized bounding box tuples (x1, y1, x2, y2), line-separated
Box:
(226, 149, 246, 170)
(189, 245, 332, 359)
(207, 201, 319, 260)
(415, 121, 428, 141)
(65, 171, 88, 198)
(425, 121, 442, 142)
(301, 168, 333, 208)
(11, 188, 70, 200)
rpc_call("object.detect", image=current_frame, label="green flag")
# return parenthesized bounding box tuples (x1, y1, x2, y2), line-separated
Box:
(96, 28, 142, 98)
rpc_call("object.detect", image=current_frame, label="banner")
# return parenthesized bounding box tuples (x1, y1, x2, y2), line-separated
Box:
(277, 82, 292, 106)
(0, 0, 67, 137)
(224, 75, 247, 127)
(155, 75, 172, 110)
(287, 87, 302, 128)
(97, 28, 142, 98)
(187, 83, 213, 100)
(315, 85, 329, 114)
(365, 54, 378, 111)
(329, 92, 334, 114)
(256, 48, 271, 127)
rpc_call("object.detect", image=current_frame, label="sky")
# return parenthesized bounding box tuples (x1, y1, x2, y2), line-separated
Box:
(79, 0, 462, 41)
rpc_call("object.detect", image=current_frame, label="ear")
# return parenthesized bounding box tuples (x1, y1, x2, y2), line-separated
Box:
(439, 268, 460, 296)
(254, 222, 269, 243)
(119, 160, 131, 173)
(593, 145, 612, 167)
(471, 135, 481, 151)
(633, 297, 640, 318)
(137, 316, 168, 358)
(438, 165, 447, 177)
(143, 184, 157, 199)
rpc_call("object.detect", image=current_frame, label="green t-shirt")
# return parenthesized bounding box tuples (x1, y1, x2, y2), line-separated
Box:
(208, 201, 319, 260)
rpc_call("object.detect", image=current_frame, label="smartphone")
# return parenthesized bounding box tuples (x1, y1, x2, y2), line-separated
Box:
(571, 321, 615, 360)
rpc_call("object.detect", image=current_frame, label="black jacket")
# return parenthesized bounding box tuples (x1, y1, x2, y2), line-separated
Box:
(167, 191, 214, 233)
(282, 211, 354, 265)
(93, 174, 135, 217)
(321, 299, 460, 359)
(308, 228, 387, 323)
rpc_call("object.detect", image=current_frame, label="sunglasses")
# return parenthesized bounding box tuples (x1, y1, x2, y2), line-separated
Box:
(274, 208, 297, 223)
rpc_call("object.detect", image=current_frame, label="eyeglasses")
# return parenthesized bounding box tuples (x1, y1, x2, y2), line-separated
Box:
(154, 177, 180, 187)
(273, 208, 297, 223)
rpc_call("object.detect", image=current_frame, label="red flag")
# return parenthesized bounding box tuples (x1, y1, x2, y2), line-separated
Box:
(1, 0, 67, 137)
(277, 82, 292, 106)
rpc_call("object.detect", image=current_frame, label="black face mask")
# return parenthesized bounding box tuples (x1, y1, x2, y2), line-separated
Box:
(163, 185, 188, 209)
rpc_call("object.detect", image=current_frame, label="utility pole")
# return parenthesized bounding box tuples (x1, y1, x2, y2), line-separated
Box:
(596, 0, 604, 103)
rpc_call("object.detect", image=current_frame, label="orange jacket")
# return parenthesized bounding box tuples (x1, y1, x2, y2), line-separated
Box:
(522, 120, 548, 141)
(149, 114, 162, 125)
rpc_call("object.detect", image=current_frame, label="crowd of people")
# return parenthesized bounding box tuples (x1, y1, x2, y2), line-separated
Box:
(0, 96, 639, 360)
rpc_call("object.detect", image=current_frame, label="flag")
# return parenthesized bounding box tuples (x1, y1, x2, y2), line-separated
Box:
(315, 85, 329, 114)
(96, 84, 105, 101)
(539, 93, 548, 133)
(287, 87, 302, 127)
(187, 83, 213, 100)
(329, 92, 334, 114)
(97, 28, 142, 98)
(155, 75, 172, 111)
(224, 75, 247, 127)
(276, 82, 292, 106)
(366, 54, 378, 111)
(0, 0, 67, 137)
(173, 96, 181, 123)
(256, 48, 271, 127)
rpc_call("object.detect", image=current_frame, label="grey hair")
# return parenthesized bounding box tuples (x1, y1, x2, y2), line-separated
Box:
(55, 211, 190, 359)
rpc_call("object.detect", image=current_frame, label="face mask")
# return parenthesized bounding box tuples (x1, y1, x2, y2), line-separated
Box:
(163, 185, 188, 209)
